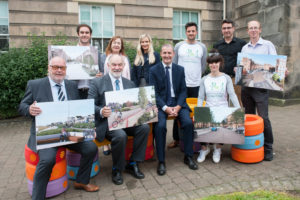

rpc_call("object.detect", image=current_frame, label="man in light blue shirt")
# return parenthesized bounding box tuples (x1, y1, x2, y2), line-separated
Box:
(241, 20, 277, 161)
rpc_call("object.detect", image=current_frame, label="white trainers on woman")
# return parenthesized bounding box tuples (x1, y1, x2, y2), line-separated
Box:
(212, 147, 221, 163)
(197, 147, 210, 163)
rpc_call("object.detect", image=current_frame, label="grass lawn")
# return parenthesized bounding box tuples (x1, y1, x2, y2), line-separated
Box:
(200, 190, 300, 200)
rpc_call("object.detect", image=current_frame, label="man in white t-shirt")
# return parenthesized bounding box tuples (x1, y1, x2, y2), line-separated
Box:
(168, 22, 207, 148)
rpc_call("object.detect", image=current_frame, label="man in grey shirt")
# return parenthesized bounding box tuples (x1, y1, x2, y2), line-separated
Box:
(168, 22, 207, 148)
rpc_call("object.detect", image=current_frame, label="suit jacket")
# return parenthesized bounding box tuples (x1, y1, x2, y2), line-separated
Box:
(149, 62, 189, 110)
(88, 74, 136, 142)
(18, 77, 80, 152)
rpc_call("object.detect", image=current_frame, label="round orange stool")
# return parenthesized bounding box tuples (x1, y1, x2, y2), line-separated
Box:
(231, 146, 264, 163)
(26, 159, 67, 181)
(244, 114, 264, 136)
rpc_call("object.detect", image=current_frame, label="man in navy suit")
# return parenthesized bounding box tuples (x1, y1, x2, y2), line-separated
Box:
(19, 57, 99, 200)
(149, 44, 198, 176)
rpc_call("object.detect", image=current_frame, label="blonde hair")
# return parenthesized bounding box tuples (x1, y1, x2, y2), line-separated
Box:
(134, 34, 156, 66)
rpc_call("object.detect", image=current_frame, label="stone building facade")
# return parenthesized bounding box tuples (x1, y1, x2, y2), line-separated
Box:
(225, 0, 300, 105)
(2, 0, 300, 104)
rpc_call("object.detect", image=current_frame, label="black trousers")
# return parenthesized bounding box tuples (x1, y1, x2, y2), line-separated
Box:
(32, 140, 98, 200)
(241, 87, 273, 150)
(106, 124, 149, 170)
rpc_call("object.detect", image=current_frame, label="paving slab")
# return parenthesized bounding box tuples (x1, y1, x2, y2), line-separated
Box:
(0, 104, 299, 199)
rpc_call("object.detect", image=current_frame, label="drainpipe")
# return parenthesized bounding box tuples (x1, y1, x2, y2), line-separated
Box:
(223, 0, 226, 19)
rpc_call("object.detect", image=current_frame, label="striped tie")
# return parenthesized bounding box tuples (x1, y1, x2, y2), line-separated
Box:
(56, 84, 66, 101)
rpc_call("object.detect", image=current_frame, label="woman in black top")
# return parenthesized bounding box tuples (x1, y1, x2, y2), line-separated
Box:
(131, 34, 160, 87)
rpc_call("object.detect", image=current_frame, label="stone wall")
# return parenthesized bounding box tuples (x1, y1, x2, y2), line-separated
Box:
(8, 0, 223, 47)
(226, 0, 300, 105)
(8, 0, 79, 47)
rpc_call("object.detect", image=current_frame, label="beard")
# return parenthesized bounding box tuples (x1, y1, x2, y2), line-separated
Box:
(110, 71, 122, 78)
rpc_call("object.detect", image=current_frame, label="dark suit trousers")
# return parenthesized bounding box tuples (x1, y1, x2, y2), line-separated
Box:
(172, 86, 199, 141)
(106, 124, 149, 171)
(155, 108, 194, 162)
(32, 141, 97, 200)
(241, 87, 273, 150)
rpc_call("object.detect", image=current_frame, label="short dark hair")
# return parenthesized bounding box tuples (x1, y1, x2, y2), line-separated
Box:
(222, 19, 235, 27)
(185, 22, 198, 31)
(76, 24, 92, 35)
(207, 49, 224, 69)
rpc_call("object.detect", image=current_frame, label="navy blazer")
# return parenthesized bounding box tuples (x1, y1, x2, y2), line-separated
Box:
(18, 77, 79, 152)
(149, 62, 189, 110)
(88, 74, 136, 142)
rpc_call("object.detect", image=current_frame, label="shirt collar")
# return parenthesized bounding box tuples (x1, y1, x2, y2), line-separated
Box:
(162, 62, 172, 69)
(221, 37, 237, 44)
(48, 76, 65, 87)
(247, 37, 264, 47)
(108, 72, 121, 84)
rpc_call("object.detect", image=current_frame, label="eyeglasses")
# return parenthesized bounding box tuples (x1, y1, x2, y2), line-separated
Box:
(51, 65, 66, 71)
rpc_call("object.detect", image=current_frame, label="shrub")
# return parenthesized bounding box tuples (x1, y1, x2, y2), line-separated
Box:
(0, 33, 72, 119)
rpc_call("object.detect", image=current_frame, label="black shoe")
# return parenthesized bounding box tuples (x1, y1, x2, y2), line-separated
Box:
(112, 169, 123, 185)
(264, 149, 273, 161)
(125, 163, 145, 179)
(157, 162, 166, 176)
(184, 156, 198, 170)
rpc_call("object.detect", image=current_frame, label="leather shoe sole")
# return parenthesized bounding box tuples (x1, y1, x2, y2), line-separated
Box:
(74, 183, 99, 192)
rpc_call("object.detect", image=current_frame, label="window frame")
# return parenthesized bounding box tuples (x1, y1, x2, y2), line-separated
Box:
(172, 10, 201, 42)
(79, 4, 115, 53)
(0, 0, 9, 51)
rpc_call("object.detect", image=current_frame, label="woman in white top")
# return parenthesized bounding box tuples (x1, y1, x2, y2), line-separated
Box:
(100, 36, 131, 79)
(197, 49, 240, 163)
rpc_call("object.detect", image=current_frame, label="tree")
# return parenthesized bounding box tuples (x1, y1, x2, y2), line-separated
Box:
(138, 87, 147, 108)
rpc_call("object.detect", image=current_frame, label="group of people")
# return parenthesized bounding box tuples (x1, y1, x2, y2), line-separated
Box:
(19, 19, 277, 200)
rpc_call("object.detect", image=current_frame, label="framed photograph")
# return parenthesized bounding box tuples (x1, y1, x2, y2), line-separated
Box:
(48, 45, 99, 80)
(105, 86, 158, 131)
(35, 99, 95, 150)
(235, 53, 287, 91)
(194, 107, 245, 144)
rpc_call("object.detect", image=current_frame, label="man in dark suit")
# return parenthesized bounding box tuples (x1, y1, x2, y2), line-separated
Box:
(88, 54, 149, 185)
(19, 57, 99, 200)
(149, 44, 198, 176)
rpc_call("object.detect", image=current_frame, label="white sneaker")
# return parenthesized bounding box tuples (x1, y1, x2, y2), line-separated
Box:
(197, 147, 210, 163)
(212, 148, 221, 163)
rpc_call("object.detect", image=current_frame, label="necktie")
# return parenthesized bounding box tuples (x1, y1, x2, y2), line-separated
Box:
(165, 66, 172, 105)
(115, 79, 120, 91)
(56, 84, 66, 101)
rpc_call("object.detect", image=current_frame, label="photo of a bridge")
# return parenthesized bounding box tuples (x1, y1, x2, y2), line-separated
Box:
(35, 99, 95, 150)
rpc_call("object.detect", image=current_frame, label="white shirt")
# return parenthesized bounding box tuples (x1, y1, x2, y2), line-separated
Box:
(177, 42, 205, 87)
(108, 72, 124, 90)
(48, 77, 68, 101)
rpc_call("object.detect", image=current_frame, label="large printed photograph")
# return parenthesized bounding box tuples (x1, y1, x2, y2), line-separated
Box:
(235, 53, 287, 91)
(105, 86, 158, 131)
(194, 107, 245, 144)
(35, 99, 95, 150)
(48, 45, 99, 80)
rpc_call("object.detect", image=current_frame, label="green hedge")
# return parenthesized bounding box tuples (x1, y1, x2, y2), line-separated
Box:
(0, 34, 170, 119)
(0, 33, 73, 119)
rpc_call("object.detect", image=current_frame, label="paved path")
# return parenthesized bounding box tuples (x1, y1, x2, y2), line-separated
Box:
(0, 105, 299, 200)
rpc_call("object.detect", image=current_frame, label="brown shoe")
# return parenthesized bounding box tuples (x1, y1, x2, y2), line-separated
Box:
(167, 140, 179, 149)
(74, 182, 99, 192)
